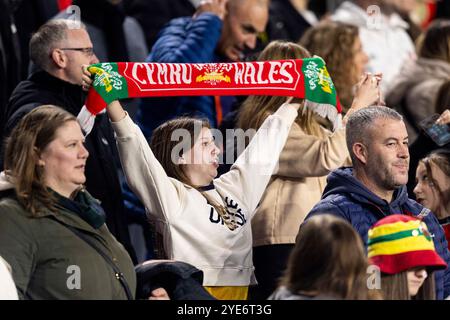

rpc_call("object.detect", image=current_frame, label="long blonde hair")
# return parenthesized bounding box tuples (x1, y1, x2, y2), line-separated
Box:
(237, 40, 321, 136)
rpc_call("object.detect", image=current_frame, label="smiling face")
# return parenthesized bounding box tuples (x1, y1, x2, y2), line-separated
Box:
(181, 127, 221, 186)
(407, 267, 428, 297)
(39, 120, 89, 197)
(217, 0, 269, 61)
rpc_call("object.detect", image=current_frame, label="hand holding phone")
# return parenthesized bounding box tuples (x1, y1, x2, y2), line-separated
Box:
(420, 113, 450, 146)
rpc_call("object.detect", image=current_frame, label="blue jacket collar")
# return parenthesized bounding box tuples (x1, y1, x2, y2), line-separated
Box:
(323, 167, 410, 212)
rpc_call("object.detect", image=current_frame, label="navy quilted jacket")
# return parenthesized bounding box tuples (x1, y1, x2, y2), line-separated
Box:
(306, 167, 450, 299)
(136, 13, 224, 138)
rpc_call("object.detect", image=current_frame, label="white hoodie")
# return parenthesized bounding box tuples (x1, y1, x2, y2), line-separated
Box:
(0, 255, 18, 300)
(332, 1, 415, 92)
(111, 103, 297, 286)
(0, 174, 21, 299)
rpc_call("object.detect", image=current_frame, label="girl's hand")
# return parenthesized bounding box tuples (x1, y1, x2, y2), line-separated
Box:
(343, 73, 382, 126)
(148, 287, 170, 300)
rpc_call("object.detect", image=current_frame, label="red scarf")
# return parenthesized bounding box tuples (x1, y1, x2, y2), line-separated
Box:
(79, 58, 341, 134)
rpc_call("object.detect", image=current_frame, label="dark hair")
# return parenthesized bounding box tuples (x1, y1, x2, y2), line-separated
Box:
(435, 80, 450, 115)
(4, 105, 77, 216)
(419, 149, 450, 217)
(150, 117, 209, 185)
(280, 214, 370, 299)
(418, 19, 450, 63)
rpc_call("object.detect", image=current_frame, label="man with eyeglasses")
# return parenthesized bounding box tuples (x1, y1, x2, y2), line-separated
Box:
(2, 19, 137, 264)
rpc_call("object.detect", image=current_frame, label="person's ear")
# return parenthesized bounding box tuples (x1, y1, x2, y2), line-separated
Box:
(353, 142, 369, 165)
(51, 48, 67, 68)
(34, 147, 46, 167)
(36, 153, 46, 167)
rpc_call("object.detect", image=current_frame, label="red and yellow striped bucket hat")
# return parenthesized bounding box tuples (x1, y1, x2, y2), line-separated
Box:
(368, 214, 447, 274)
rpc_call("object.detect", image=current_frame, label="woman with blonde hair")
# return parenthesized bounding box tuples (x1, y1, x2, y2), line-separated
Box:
(299, 21, 371, 115)
(237, 40, 380, 300)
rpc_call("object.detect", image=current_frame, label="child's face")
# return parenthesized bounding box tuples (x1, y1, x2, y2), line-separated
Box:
(414, 162, 440, 213)
(414, 162, 449, 217)
(407, 267, 427, 297)
(182, 127, 221, 186)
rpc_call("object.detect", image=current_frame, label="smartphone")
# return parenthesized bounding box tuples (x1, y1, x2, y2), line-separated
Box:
(419, 114, 450, 146)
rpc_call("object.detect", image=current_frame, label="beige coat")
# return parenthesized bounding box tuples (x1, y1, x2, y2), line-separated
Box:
(252, 122, 349, 246)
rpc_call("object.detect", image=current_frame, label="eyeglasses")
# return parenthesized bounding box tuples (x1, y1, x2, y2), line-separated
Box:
(60, 47, 94, 56)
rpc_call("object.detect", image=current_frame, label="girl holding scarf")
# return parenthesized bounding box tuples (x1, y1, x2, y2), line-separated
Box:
(84, 64, 300, 299)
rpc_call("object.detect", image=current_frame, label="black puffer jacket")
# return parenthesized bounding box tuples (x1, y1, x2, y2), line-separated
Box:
(135, 260, 215, 300)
